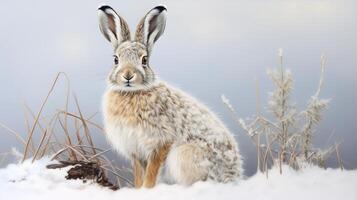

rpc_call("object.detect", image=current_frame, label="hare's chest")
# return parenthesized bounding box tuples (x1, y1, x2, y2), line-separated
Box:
(105, 121, 160, 160)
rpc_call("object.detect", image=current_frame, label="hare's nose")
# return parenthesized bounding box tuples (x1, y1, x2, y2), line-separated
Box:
(123, 74, 134, 81)
(122, 72, 136, 81)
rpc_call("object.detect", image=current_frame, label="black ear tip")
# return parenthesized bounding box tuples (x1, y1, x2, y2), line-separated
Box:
(154, 5, 167, 12)
(98, 5, 113, 12)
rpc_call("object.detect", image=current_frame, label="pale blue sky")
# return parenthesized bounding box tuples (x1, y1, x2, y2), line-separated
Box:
(0, 0, 356, 175)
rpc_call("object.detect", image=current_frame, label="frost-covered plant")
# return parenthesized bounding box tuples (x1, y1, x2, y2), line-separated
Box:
(222, 50, 335, 174)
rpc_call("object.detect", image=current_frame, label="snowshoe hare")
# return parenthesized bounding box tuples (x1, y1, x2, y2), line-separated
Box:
(98, 5, 243, 188)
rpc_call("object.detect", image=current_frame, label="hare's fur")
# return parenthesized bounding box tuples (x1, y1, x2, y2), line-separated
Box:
(103, 83, 243, 185)
(98, 5, 243, 187)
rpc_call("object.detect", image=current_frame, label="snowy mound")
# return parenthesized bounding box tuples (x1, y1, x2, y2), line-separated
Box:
(1, 158, 356, 200)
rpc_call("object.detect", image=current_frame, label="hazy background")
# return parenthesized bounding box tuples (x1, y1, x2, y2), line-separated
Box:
(0, 0, 356, 176)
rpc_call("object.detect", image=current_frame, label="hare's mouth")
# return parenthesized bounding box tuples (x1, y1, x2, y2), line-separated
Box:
(109, 79, 133, 87)
(124, 80, 134, 87)
(108, 78, 156, 92)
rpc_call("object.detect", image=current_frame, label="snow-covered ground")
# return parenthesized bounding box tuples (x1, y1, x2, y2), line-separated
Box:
(1, 158, 356, 200)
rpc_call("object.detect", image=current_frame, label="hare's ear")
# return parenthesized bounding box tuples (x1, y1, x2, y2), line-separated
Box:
(135, 6, 167, 55)
(98, 5, 131, 49)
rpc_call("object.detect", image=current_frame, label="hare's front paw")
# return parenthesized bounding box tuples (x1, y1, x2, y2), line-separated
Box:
(143, 180, 155, 188)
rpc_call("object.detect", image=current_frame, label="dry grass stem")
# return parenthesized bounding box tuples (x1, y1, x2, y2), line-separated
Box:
(2, 72, 132, 188)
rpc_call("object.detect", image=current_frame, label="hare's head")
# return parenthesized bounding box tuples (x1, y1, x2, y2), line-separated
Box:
(98, 5, 167, 91)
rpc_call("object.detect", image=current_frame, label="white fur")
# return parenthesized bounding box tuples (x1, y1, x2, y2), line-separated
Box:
(166, 144, 210, 185)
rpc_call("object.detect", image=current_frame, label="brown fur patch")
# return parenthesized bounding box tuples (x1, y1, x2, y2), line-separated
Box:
(143, 143, 171, 188)
(135, 17, 145, 44)
(107, 14, 117, 40)
(119, 17, 131, 42)
(132, 156, 144, 188)
(105, 84, 167, 127)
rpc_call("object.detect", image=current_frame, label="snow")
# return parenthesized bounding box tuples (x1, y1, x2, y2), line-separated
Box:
(1, 158, 356, 200)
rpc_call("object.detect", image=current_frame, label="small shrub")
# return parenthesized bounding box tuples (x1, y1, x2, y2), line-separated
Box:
(222, 49, 342, 175)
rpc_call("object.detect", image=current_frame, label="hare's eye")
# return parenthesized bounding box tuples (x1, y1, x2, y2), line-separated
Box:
(114, 56, 119, 65)
(142, 56, 148, 66)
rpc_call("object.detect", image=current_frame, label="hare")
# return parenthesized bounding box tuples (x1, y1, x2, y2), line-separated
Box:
(98, 5, 243, 188)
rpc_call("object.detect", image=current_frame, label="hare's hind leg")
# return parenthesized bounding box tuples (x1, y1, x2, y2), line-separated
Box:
(166, 144, 208, 185)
